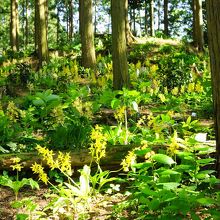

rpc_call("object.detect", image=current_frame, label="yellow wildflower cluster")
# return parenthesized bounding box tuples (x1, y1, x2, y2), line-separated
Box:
(10, 157, 23, 172)
(171, 87, 179, 96)
(89, 125, 107, 164)
(158, 93, 166, 103)
(114, 106, 126, 123)
(167, 130, 185, 156)
(73, 98, 93, 119)
(35, 145, 72, 176)
(31, 163, 49, 184)
(50, 106, 65, 126)
(6, 101, 19, 122)
(136, 115, 146, 128)
(121, 150, 136, 172)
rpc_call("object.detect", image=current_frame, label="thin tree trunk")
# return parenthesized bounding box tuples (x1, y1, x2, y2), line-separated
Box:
(69, 0, 74, 40)
(150, 0, 155, 36)
(164, 0, 168, 36)
(144, 0, 148, 35)
(194, 0, 204, 50)
(25, 0, 28, 47)
(206, 0, 220, 177)
(125, 0, 136, 45)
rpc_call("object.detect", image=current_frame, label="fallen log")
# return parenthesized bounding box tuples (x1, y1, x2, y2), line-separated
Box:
(0, 145, 136, 171)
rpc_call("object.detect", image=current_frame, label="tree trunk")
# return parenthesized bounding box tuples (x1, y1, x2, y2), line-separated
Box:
(144, 0, 148, 35)
(35, 0, 49, 67)
(79, 0, 96, 69)
(150, 0, 155, 36)
(194, 0, 204, 51)
(111, 0, 129, 90)
(206, 0, 220, 177)
(10, 0, 19, 52)
(25, 0, 28, 47)
(125, 0, 136, 45)
(164, 0, 168, 36)
(69, 0, 74, 40)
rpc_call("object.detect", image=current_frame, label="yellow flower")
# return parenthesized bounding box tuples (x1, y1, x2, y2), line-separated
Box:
(11, 157, 21, 163)
(164, 86, 168, 95)
(188, 83, 195, 93)
(171, 87, 179, 96)
(121, 150, 136, 172)
(180, 85, 185, 94)
(195, 83, 204, 93)
(31, 162, 49, 184)
(90, 125, 107, 164)
(158, 94, 166, 103)
(10, 163, 23, 171)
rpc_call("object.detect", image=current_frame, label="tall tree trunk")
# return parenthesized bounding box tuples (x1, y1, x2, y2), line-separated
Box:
(144, 0, 148, 35)
(150, 0, 155, 36)
(10, 0, 19, 51)
(57, 5, 60, 45)
(164, 0, 168, 36)
(193, 0, 204, 50)
(125, 0, 136, 45)
(79, 0, 96, 69)
(206, 0, 220, 177)
(157, 0, 161, 30)
(69, 0, 74, 40)
(35, 0, 49, 66)
(111, 0, 129, 90)
(25, 0, 29, 47)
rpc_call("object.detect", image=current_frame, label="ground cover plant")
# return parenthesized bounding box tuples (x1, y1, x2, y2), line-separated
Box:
(0, 38, 219, 219)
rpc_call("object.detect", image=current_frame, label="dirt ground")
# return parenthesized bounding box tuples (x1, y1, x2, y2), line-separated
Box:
(0, 186, 126, 220)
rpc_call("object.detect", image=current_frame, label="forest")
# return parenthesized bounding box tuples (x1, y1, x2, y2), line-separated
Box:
(0, 0, 220, 219)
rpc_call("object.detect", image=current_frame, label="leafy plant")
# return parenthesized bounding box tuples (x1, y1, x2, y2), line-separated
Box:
(0, 157, 39, 200)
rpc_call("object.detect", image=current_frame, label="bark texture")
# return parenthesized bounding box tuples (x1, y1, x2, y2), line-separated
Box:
(150, 0, 155, 36)
(164, 0, 168, 36)
(79, 0, 96, 69)
(111, 0, 129, 90)
(206, 0, 220, 177)
(35, 0, 49, 66)
(193, 0, 204, 50)
(10, 0, 19, 51)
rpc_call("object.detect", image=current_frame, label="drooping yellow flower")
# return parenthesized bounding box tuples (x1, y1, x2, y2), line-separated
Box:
(171, 87, 179, 96)
(121, 150, 136, 172)
(31, 162, 49, 184)
(89, 125, 107, 165)
(195, 83, 204, 93)
(188, 83, 195, 93)
(11, 157, 21, 163)
(11, 164, 24, 172)
(158, 93, 166, 103)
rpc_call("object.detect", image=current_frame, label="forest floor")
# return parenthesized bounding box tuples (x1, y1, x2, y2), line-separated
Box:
(0, 186, 126, 220)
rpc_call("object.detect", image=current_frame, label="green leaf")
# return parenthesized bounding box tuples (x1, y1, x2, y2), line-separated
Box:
(151, 154, 176, 166)
(157, 182, 180, 190)
(16, 213, 29, 220)
(29, 178, 39, 190)
(197, 197, 216, 206)
(33, 98, 45, 106)
(111, 98, 121, 109)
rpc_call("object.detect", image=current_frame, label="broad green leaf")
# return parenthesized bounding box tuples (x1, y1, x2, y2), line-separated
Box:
(111, 98, 121, 109)
(33, 98, 45, 106)
(151, 154, 176, 166)
(157, 182, 180, 190)
(197, 197, 216, 206)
